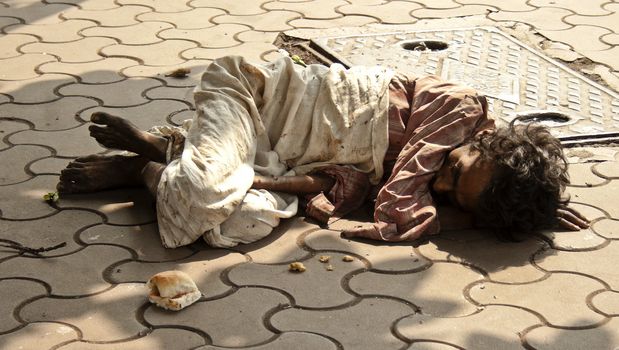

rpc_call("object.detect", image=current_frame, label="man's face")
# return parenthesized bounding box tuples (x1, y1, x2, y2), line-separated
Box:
(432, 144, 495, 212)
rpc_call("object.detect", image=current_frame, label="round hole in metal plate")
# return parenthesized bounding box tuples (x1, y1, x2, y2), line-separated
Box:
(400, 39, 449, 52)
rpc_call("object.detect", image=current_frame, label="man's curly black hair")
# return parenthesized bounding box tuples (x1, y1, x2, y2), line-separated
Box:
(470, 120, 569, 240)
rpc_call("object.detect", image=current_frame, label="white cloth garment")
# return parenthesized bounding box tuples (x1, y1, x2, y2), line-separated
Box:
(155, 56, 394, 248)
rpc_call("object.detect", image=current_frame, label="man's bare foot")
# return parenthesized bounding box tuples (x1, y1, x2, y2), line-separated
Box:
(57, 154, 148, 194)
(89, 112, 167, 163)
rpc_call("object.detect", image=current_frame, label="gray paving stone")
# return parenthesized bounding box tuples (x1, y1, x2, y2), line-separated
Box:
(272, 298, 413, 349)
(1, 209, 102, 257)
(567, 181, 619, 219)
(6, 19, 97, 42)
(0, 279, 48, 332)
(591, 290, 619, 315)
(593, 160, 619, 179)
(8, 125, 106, 158)
(229, 252, 363, 308)
(110, 249, 245, 298)
(0, 322, 78, 350)
(0, 118, 30, 150)
(21, 283, 148, 342)
(79, 100, 191, 130)
(0, 245, 132, 296)
(0, 73, 76, 103)
(349, 262, 482, 317)
(80, 223, 194, 261)
(0, 145, 52, 185)
(62, 5, 152, 26)
(81, 21, 174, 45)
(0, 97, 96, 131)
(196, 332, 338, 350)
(469, 273, 607, 327)
(145, 287, 288, 347)
(40, 58, 138, 84)
(525, 319, 619, 350)
(29, 157, 73, 175)
(21, 38, 118, 63)
(59, 78, 163, 107)
(56, 328, 206, 350)
(591, 218, 619, 239)
(397, 305, 540, 350)
(0, 175, 59, 219)
(566, 162, 608, 187)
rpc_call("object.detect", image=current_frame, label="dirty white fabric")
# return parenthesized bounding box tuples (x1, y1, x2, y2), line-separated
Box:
(155, 55, 394, 248)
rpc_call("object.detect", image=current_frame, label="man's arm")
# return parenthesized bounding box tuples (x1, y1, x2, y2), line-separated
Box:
(252, 174, 335, 194)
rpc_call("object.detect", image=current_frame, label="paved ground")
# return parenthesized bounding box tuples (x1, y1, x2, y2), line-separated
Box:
(1, 1, 619, 349)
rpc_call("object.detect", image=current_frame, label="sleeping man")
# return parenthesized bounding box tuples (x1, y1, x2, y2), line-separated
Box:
(57, 56, 588, 248)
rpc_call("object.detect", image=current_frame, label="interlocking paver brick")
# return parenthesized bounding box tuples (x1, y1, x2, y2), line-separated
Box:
(411, 5, 496, 19)
(0, 144, 51, 184)
(1, 74, 77, 103)
(0, 2, 73, 25)
(137, 8, 226, 29)
(80, 223, 194, 261)
(272, 298, 413, 349)
(111, 249, 245, 298)
(81, 21, 174, 45)
(0, 279, 48, 332)
(350, 262, 482, 316)
(488, 7, 573, 31)
(182, 42, 278, 63)
(1, 209, 101, 256)
(304, 229, 430, 271)
(0, 322, 78, 350)
(145, 287, 288, 347)
(62, 6, 152, 27)
(159, 23, 249, 47)
(20, 283, 148, 342)
(57, 328, 206, 350)
(601, 33, 619, 45)
(591, 218, 619, 239)
(564, 3, 619, 28)
(21, 37, 118, 63)
(593, 160, 619, 180)
(39, 58, 138, 84)
(145, 86, 195, 104)
(568, 181, 619, 218)
(213, 11, 300, 32)
(536, 241, 619, 289)
(591, 290, 619, 315)
(190, 0, 267, 15)
(5, 19, 97, 42)
(236, 30, 279, 44)
(196, 332, 338, 350)
(29, 156, 69, 174)
(0, 16, 20, 31)
(417, 235, 547, 283)
(233, 217, 313, 264)
(229, 252, 362, 308)
(339, 1, 422, 24)
(121, 60, 208, 87)
(539, 203, 608, 250)
(289, 15, 377, 29)
(9, 125, 105, 157)
(0, 54, 55, 80)
(101, 40, 197, 66)
(583, 46, 619, 70)
(566, 162, 607, 187)
(414, 0, 460, 8)
(458, 0, 535, 11)
(79, 99, 191, 130)
(0, 118, 30, 150)
(169, 109, 195, 126)
(525, 319, 619, 349)
(60, 78, 162, 107)
(58, 188, 156, 225)
(470, 273, 607, 327)
(0, 33, 37, 59)
(538, 25, 612, 52)
(117, 0, 193, 12)
(265, 0, 347, 19)
(0, 175, 59, 219)
(529, 0, 611, 16)
(0, 245, 131, 296)
(397, 305, 540, 349)
(0, 97, 97, 130)
(47, 0, 119, 10)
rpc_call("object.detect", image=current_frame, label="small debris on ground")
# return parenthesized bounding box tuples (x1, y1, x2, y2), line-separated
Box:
(342, 255, 354, 262)
(291, 55, 307, 67)
(326, 264, 334, 271)
(43, 191, 59, 203)
(289, 262, 306, 272)
(165, 68, 191, 78)
(318, 255, 331, 263)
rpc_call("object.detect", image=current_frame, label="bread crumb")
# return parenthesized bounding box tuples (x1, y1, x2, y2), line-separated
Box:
(326, 264, 334, 271)
(289, 262, 306, 272)
(342, 255, 354, 262)
(318, 255, 330, 263)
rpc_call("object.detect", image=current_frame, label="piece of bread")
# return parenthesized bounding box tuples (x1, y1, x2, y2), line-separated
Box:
(146, 270, 201, 311)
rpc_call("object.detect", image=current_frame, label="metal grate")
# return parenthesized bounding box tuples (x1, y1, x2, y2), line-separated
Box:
(311, 27, 619, 145)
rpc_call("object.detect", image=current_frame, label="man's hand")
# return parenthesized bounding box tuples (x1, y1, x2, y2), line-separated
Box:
(556, 204, 589, 231)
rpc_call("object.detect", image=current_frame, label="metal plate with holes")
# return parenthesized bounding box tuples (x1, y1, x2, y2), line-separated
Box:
(311, 27, 619, 145)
